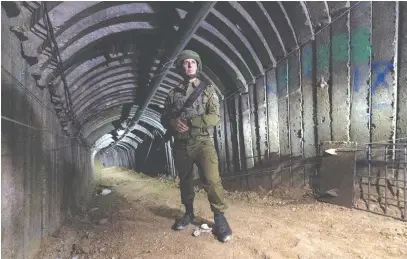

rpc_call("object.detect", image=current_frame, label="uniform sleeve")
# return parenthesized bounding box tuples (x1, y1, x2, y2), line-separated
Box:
(160, 92, 173, 129)
(189, 86, 220, 128)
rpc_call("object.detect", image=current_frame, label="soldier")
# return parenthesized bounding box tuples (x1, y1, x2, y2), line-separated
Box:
(160, 50, 232, 243)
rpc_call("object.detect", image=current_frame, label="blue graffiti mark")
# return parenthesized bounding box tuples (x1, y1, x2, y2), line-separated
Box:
(352, 61, 393, 94)
(266, 83, 277, 95)
(371, 61, 393, 94)
(302, 46, 312, 77)
(353, 67, 361, 93)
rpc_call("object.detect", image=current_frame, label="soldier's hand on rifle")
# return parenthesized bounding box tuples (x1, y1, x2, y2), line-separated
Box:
(169, 118, 189, 133)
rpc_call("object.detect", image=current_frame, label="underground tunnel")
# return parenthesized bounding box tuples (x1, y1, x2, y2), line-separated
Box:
(1, 1, 407, 258)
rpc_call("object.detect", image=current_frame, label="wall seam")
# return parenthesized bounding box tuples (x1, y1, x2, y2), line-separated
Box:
(368, 2, 373, 143)
(328, 24, 334, 142)
(393, 2, 400, 147)
(346, 10, 351, 142)
(286, 60, 292, 185)
(299, 46, 305, 184)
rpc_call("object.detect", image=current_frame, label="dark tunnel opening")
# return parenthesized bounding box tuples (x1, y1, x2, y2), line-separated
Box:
(95, 129, 169, 178)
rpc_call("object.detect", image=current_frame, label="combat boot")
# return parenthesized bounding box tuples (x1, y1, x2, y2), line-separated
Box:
(214, 213, 232, 242)
(173, 212, 195, 230)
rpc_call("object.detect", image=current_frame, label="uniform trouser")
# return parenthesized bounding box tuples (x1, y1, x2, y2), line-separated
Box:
(173, 137, 227, 214)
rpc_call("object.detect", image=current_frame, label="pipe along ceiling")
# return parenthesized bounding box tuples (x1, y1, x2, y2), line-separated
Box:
(5, 1, 354, 155)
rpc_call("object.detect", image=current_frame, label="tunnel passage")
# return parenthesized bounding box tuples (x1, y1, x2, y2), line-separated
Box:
(2, 1, 407, 259)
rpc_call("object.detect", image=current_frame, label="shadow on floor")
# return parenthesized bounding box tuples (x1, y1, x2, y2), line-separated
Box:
(148, 205, 214, 229)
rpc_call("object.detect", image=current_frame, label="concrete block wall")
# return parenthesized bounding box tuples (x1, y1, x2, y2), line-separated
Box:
(1, 8, 93, 259)
(218, 2, 407, 189)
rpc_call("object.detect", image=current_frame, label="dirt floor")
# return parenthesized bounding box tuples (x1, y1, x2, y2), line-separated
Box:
(38, 167, 407, 259)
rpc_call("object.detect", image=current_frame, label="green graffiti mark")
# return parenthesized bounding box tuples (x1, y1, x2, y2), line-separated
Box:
(351, 27, 371, 65)
(332, 33, 348, 62)
(317, 43, 329, 70)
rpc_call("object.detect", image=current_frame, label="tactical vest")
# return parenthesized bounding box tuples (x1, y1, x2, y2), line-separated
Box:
(170, 81, 214, 140)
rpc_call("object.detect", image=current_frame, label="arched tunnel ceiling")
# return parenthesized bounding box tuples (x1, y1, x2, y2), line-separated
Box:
(10, 1, 351, 151)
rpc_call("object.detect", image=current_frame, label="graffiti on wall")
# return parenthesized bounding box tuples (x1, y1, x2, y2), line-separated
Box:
(351, 26, 393, 109)
(353, 61, 394, 109)
(332, 33, 348, 62)
(352, 61, 393, 94)
(302, 45, 312, 78)
(371, 61, 393, 94)
(352, 27, 371, 94)
(353, 60, 393, 95)
(266, 80, 277, 94)
(262, 27, 393, 108)
(371, 60, 394, 109)
(317, 43, 329, 71)
(351, 27, 371, 65)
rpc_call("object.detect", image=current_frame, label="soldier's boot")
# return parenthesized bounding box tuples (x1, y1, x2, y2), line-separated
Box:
(214, 213, 232, 242)
(173, 204, 195, 230)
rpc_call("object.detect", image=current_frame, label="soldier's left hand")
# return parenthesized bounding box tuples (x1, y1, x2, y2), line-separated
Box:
(170, 118, 189, 133)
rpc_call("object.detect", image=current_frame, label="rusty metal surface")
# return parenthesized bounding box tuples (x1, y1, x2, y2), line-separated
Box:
(354, 140, 407, 221)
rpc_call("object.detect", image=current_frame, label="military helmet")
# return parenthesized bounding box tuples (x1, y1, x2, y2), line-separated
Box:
(176, 49, 202, 72)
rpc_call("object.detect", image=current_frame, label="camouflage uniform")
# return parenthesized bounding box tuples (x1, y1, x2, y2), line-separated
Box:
(162, 78, 227, 214)
(161, 50, 232, 243)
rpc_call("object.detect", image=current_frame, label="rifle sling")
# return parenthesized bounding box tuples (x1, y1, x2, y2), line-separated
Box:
(176, 80, 209, 117)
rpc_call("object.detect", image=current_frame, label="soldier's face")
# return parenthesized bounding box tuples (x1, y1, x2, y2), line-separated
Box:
(183, 59, 197, 77)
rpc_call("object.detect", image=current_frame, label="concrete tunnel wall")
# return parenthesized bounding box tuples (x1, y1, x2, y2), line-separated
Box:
(212, 1, 407, 190)
(1, 7, 94, 259)
(1, 1, 407, 259)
